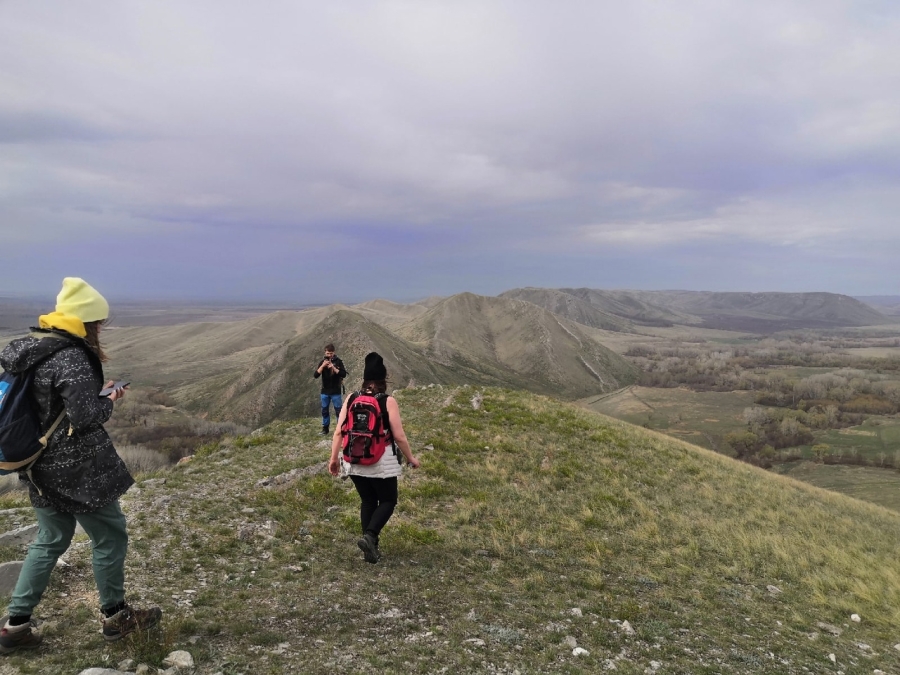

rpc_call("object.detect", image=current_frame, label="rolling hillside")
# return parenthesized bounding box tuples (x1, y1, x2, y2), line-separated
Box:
(104, 293, 636, 426)
(857, 295, 900, 317)
(641, 290, 890, 330)
(498, 288, 636, 332)
(3, 387, 899, 674)
(396, 292, 637, 399)
(503, 287, 890, 333)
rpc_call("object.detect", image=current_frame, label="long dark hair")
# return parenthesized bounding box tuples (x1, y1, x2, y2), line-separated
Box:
(361, 379, 387, 394)
(84, 320, 108, 363)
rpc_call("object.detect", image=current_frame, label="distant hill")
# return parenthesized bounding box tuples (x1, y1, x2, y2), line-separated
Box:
(857, 295, 900, 317)
(498, 288, 636, 331)
(396, 292, 637, 399)
(106, 293, 636, 426)
(501, 287, 689, 328)
(349, 298, 431, 330)
(503, 288, 889, 332)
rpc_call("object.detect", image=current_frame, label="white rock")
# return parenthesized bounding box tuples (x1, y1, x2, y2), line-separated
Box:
(563, 635, 578, 648)
(649, 661, 662, 671)
(621, 620, 636, 635)
(895, 643, 900, 652)
(874, 670, 884, 674)
(851, 614, 862, 623)
(570, 608, 583, 617)
(828, 654, 836, 663)
(857, 642, 872, 651)
(77, 669, 129, 675)
(766, 585, 782, 594)
(573, 647, 589, 656)
(603, 660, 618, 671)
(162, 650, 195, 669)
(463, 638, 485, 647)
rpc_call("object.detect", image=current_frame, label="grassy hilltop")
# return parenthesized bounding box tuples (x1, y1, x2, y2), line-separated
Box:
(2, 387, 900, 674)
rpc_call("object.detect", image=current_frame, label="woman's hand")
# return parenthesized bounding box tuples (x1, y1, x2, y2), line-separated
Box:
(328, 457, 341, 476)
(104, 380, 128, 403)
(407, 455, 420, 468)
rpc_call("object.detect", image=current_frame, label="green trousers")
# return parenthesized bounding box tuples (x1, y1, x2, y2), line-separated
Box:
(7, 500, 128, 617)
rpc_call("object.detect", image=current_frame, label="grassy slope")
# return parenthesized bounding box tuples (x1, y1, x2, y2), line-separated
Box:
(2, 388, 900, 674)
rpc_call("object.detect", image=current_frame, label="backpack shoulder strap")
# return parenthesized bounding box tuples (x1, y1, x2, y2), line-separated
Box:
(374, 392, 391, 433)
(340, 392, 360, 436)
(20, 338, 73, 440)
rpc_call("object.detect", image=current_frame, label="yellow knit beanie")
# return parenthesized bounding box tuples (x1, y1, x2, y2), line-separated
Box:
(55, 277, 109, 323)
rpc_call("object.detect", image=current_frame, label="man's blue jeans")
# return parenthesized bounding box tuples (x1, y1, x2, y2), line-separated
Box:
(321, 393, 343, 428)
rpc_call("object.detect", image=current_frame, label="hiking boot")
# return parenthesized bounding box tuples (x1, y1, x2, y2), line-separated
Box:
(0, 620, 42, 654)
(357, 533, 381, 564)
(320, 425, 330, 435)
(102, 605, 162, 641)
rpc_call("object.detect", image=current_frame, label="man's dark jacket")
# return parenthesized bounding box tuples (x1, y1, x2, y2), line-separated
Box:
(313, 355, 347, 395)
(0, 329, 134, 513)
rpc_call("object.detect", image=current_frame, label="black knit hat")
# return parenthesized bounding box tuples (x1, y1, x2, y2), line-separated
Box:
(363, 352, 387, 380)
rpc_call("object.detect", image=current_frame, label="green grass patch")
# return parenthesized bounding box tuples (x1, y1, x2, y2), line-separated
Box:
(5, 386, 900, 674)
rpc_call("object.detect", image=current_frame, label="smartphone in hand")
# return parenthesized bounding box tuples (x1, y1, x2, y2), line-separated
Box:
(99, 381, 130, 397)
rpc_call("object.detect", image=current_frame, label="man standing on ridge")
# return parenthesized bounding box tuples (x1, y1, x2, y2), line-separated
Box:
(314, 343, 346, 435)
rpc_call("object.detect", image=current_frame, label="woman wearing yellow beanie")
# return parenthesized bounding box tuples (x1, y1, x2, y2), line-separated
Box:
(0, 278, 161, 652)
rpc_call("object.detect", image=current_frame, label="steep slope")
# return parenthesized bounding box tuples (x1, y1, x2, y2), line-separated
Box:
(350, 298, 431, 330)
(499, 287, 636, 332)
(6, 387, 900, 673)
(397, 292, 637, 399)
(562, 287, 698, 326)
(181, 309, 468, 426)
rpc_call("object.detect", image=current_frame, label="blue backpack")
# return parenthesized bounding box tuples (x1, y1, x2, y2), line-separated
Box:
(0, 366, 66, 474)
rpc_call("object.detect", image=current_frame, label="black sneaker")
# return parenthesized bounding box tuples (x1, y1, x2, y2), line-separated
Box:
(0, 620, 42, 654)
(320, 425, 330, 435)
(357, 533, 381, 564)
(102, 605, 162, 641)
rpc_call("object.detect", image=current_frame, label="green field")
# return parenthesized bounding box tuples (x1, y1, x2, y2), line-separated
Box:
(582, 386, 900, 512)
(800, 417, 900, 463)
(774, 461, 900, 512)
(580, 386, 757, 452)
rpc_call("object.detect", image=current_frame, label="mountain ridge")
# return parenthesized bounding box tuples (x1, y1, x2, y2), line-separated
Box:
(502, 287, 890, 332)
(107, 293, 637, 426)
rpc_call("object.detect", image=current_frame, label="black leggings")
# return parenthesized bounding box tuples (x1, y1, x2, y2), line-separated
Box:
(349, 475, 398, 541)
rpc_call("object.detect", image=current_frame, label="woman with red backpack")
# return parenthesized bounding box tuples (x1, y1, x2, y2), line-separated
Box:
(328, 352, 420, 563)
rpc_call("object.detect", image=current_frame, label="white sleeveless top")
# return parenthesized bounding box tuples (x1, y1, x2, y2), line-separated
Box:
(340, 393, 403, 479)
(342, 445, 403, 478)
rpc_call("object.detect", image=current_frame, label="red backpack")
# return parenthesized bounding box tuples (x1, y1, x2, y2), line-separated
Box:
(340, 391, 395, 465)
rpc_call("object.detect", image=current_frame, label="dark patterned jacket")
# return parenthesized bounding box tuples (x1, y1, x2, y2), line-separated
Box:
(0, 328, 134, 513)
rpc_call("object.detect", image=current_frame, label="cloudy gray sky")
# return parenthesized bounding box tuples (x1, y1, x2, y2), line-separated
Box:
(2, 0, 898, 303)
